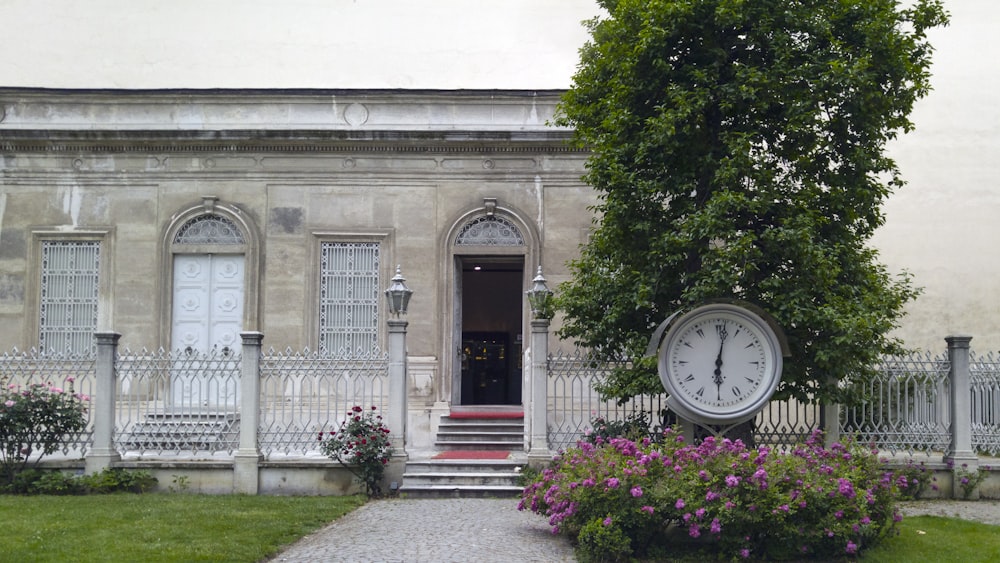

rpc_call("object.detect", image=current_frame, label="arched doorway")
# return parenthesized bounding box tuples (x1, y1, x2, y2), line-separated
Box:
(445, 199, 539, 407)
(160, 197, 260, 408)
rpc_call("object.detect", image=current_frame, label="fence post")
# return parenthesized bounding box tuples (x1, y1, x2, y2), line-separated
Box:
(944, 335, 978, 499)
(85, 331, 122, 474)
(822, 374, 841, 448)
(528, 318, 551, 463)
(387, 319, 408, 458)
(233, 331, 263, 495)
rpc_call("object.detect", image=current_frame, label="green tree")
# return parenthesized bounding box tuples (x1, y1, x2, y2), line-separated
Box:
(555, 0, 948, 405)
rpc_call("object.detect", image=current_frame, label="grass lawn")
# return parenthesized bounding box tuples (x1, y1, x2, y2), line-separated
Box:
(0, 493, 365, 562)
(861, 515, 1000, 562)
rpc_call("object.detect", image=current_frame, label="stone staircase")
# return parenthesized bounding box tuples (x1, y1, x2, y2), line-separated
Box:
(399, 409, 525, 498)
(119, 412, 239, 451)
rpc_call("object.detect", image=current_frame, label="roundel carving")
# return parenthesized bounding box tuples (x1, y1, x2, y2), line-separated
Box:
(217, 293, 238, 312)
(218, 260, 239, 278)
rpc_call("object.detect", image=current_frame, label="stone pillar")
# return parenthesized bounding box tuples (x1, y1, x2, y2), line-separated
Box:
(527, 318, 551, 464)
(85, 331, 122, 474)
(387, 318, 408, 459)
(233, 331, 263, 495)
(944, 335, 978, 499)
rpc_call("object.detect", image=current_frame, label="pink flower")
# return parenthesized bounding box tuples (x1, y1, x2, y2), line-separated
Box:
(3, 400, 13, 407)
(630, 486, 643, 498)
(740, 548, 750, 559)
(710, 518, 722, 534)
(689, 524, 701, 538)
(641, 506, 654, 515)
(603, 516, 612, 526)
(845, 541, 858, 555)
(675, 498, 685, 510)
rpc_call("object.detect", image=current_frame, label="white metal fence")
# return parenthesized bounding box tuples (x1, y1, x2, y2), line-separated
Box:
(0, 343, 388, 460)
(2, 339, 997, 463)
(259, 348, 388, 457)
(546, 346, 1000, 458)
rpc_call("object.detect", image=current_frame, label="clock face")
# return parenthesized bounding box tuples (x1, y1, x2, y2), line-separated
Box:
(658, 304, 782, 424)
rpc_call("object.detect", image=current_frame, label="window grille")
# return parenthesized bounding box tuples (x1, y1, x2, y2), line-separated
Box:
(39, 241, 100, 355)
(174, 214, 245, 245)
(319, 242, 380, 355)
(455, 216, 524, 246)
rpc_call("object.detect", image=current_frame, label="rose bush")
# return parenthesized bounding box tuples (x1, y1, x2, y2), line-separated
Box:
(319, 405, 392, 498)
(519, 429, 904, 561)
(1, 378, 89, 486)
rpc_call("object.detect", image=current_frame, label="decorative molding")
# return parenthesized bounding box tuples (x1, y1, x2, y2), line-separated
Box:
(0, 141, 585, 155)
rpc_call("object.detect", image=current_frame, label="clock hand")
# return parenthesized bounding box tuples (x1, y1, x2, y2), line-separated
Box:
(713, 323, 728, 399)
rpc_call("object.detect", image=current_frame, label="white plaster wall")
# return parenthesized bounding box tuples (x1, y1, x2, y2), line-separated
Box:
(0, 0, 597, 89)
(877, 0, 1000, 351)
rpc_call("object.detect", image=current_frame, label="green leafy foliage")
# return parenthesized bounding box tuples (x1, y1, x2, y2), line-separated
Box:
(554, 0, 949, 405)
(519, 429, 905, 561)
(0, 378, 88, 485)
(2, 467, 158, 495)
(319, 405, 392, 498)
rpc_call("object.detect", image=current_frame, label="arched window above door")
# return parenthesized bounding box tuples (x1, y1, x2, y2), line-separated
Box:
(174, 214, 245, 245)
(455, 215, 524, 247)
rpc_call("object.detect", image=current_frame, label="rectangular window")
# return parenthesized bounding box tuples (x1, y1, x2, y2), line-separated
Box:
(319, 242, 380, 355)
(39, 241, 101, 355)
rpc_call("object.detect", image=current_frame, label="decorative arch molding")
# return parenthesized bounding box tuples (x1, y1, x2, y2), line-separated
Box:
(158, 196, 263, 348)
(438, 197, 542, 406)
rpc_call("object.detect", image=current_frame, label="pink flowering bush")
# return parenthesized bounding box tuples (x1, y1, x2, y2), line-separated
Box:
(519, 429, 903, 561)
(319, 405, 392, 498)
(0, 378, 89, 486)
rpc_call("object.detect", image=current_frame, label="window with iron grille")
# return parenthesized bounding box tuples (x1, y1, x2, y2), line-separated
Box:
(39, 241, 100, 355)
(319, 242, 380, 356)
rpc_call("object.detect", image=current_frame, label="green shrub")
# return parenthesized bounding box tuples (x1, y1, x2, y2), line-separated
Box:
(892, 459, 937, 500)
(519, 429, 903, 561)
(319, 405, 392, 498)
(577, 516, 632, 563)
(1, 467, 157, 495)
(0, 379, 88, 485)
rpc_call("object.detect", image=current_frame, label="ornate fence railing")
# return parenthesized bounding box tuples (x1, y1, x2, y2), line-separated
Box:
(545, 349, 824, 452)
(840, 352, 951, 456)
(259, 347, 388, 458)
(114, 347, 242, 456)
(971, 351, 1000, 456)
(546, 346, 1000, 458)
(546, 349, 669, 452)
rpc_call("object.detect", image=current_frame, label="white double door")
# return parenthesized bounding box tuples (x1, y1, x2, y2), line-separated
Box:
(170, 254, 244, 408)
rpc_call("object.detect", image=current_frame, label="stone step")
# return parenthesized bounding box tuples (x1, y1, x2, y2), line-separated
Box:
(401, 471, 520, 488)
(436, 431, 523, 442)
(404, 459, 521, 474)
(437, 422, 525, 433)
(432, 440, 521, 450)
(399, 455, 526, 499)
(397, 484, 523, 499)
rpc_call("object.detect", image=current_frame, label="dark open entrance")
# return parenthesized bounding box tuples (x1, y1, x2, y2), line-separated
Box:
(459, 257, 523, 405)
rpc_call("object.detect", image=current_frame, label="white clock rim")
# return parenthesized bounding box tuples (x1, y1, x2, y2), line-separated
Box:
(657, 303, 783, 424)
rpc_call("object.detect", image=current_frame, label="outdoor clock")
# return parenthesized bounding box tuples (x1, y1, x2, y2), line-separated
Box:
(654, 302, 784, 425)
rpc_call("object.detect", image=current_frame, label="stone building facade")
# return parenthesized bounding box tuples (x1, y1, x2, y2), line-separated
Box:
(0, 89, 594, 449)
